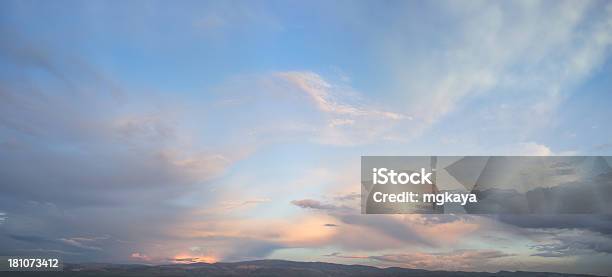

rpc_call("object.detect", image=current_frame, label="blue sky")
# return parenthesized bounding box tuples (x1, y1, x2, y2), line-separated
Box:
(1, 0, 612, 275)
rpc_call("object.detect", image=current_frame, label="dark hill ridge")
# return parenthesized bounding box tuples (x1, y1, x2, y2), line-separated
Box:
(5, 259, 601, 277)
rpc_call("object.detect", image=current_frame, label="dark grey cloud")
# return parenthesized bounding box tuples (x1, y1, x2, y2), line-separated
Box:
(291, 199, 338, 210)
(325, 249, 515, 271)
(1, 232, 109, 258)
(486, 214, 612, 263)
(369, 249, 515, 264)
(530, 230, 612, 257)
(496, 215, 612, 235)
(7, 234, 53, 244)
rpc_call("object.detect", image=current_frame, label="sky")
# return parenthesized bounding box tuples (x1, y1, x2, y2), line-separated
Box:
(1, 0, 612, 275)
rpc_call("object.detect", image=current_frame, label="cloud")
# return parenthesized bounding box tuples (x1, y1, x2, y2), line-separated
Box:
(277, 71, 406, 120)
(1, 2, 612, 274)
(328, 249, 514, 271)
(292, 195, 484, 251)
(475, 141, 556, 156)
(497, 215, 612, 235)
(530, 229, 612, 257)
(130, 252, 150, 261)
(290, 197, 472, 252)
(333, 192, 360, 202)
(7, 234, 53, 244)
(149, 208, 343, 263)
(328, 215, 437, 250)
(59, 238, 103, 251)
(218, 198, 271, 212)
(368, 249, 515, 271)
(0, 33, 246, 263)
(291, 199, 339, 211)
(55, 235, 111, 252)
(204, 70, 411, 146)
(272, 71, 411, 145)
(512, 142, 553, 156)
(362, 0, 612, 147)
(18, 248, 81, 256)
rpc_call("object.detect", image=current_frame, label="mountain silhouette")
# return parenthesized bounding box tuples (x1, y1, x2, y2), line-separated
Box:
(5, 259, 600, 276)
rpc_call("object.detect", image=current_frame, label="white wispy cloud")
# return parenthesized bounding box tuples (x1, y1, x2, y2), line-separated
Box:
(277, 71, 406, 120)
(273, 71, 410, 145)
(376, 0, 612, 144)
